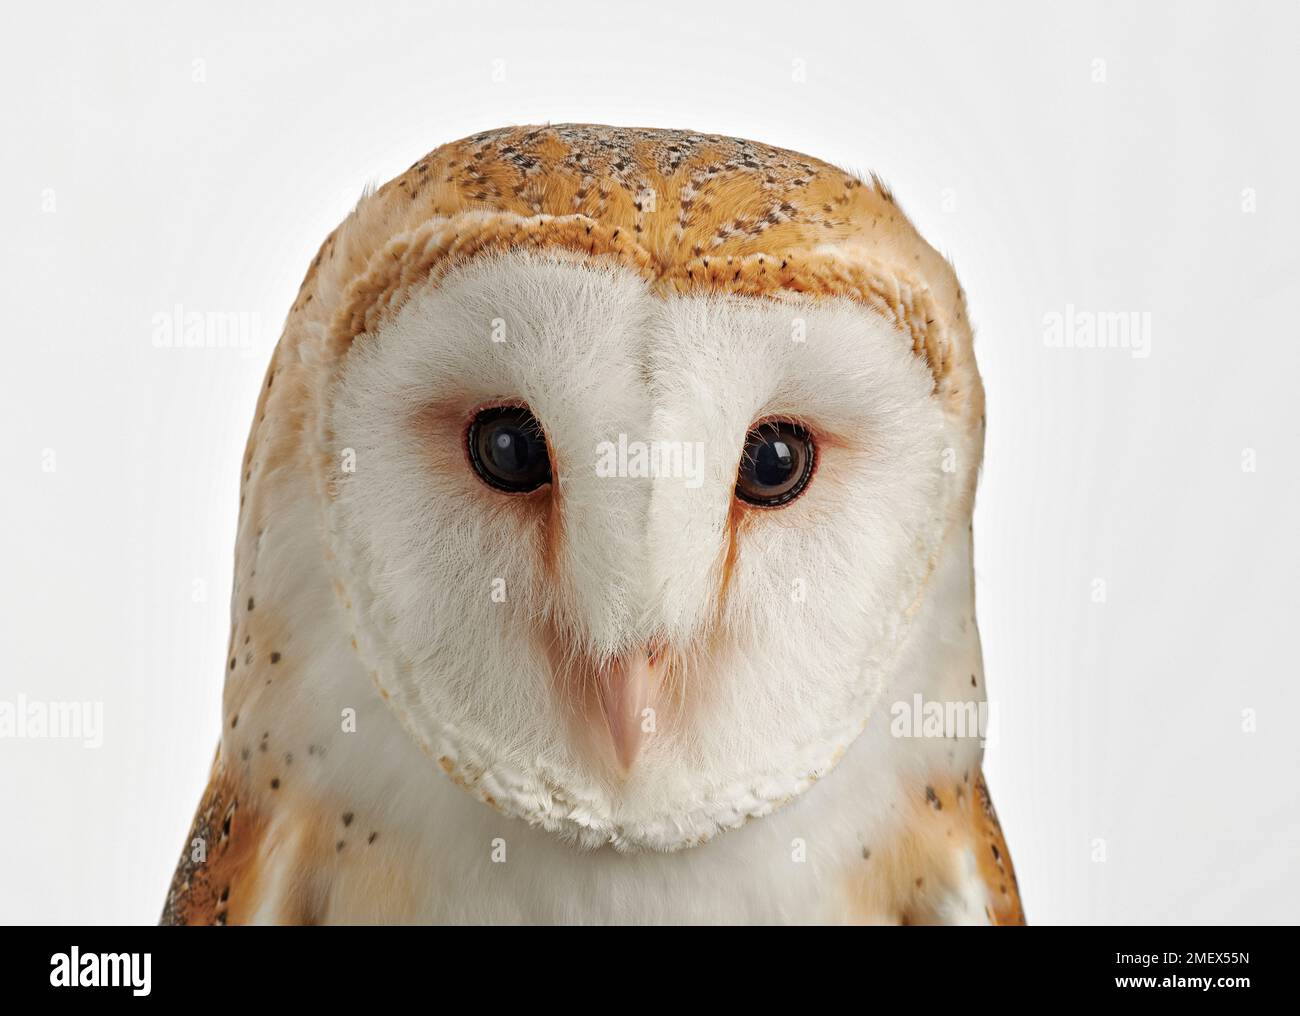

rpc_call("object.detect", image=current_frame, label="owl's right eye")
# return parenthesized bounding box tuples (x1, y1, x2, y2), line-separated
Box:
(467, 406, 552, 493)
(735, 421, 815, 507)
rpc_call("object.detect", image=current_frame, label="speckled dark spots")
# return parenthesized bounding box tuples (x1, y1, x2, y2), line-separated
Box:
(915, 877, 924, 888)
(367, 832, 378, 845)
(229, 657, 236, 671)
(247, 597, 255, 611)
(925, 785, 942, 810)
(240, 748, 250, 762)
(342, 812, 354, 827)
(991, 843, 1001, 862)
(219, 885, 229, 903)
(215, 911, 227, 926)
(862, 847, 871, 860)
(971, 673, 977, 687)
(270, 652, 281, 664)
(284, 752, 293, 765)
(270, 778, 280, 790)
(230, 714, 238, 730)
(336, 840, 345, 852)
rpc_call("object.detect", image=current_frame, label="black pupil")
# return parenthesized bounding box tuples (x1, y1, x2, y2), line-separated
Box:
(753, 438, 795, 488)
(472, 409, 550, 491)
(488, 426, 535, 476)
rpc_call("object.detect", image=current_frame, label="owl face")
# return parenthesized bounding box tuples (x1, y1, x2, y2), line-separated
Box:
(326, 248, 951, 850)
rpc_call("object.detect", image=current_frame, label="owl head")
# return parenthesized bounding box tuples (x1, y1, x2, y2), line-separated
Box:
(237, 125, 984, 852)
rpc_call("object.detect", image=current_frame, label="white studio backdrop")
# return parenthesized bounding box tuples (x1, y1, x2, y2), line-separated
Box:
(1, 0, 1296, 924)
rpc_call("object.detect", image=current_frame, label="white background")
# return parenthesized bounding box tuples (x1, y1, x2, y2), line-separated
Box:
(2, 0, 1296, 924)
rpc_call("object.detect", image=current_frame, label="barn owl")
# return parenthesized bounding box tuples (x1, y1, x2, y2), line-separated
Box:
(162, 124, 1023, 925)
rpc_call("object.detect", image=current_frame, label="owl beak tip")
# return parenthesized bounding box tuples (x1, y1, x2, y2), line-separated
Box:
(596, 650, 661, 775)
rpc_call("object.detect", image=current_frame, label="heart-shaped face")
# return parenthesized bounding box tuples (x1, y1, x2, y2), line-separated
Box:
(325, 248, 956, 850)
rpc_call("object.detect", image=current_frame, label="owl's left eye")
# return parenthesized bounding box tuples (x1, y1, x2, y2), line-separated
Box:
(735, 421, 815, 507)
(467, 406, 552, 493)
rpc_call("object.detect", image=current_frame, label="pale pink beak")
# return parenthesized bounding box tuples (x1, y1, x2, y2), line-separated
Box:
(595, 648, 662, 774)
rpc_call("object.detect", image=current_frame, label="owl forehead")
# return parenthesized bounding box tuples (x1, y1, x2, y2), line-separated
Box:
(389, 123, 866, 262)
(290, 124, 980, 436)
